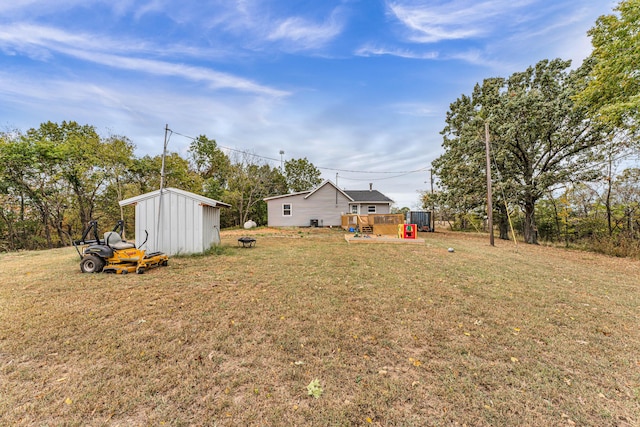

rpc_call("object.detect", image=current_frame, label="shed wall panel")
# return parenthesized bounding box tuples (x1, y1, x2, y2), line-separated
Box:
(161, 192, 203, 255)
(132, 190, 223, 255)
(134, 196, 160, 252)
(202, 205, 221, 249)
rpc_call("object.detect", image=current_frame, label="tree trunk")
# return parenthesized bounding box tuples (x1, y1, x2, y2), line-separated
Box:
(54, 220, 66, 247)
(497, 204, 509, 240)
(20, 193, 25, 222)
(42, 210, 53, 249)
(606, 157, 613, 236)
(0, 208, 16, 251)
(550, 196, 561, 243)
(523, 197, 538, 244)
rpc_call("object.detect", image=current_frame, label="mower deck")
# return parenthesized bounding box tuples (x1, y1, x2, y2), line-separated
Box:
(74, 220, 169, 275)
(102, 252, 169, 274)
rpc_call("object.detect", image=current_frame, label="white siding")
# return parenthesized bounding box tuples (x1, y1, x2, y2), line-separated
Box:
(135, 195, 160, 253)
(353, 203, 391, 214)
(267, 193, 308, 227)
(203, 205, 222, 249)
(127, 188, 224, 255)
(267, 185, 351, 227)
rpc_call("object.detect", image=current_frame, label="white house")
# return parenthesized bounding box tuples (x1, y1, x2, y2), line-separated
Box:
(119, 187, 231, 256)
(264, 180, 394, 227)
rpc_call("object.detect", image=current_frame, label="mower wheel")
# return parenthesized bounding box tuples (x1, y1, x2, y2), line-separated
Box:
(80, 255, 105, 273)
(136, 267, 145, 274)
(161, 259, 169, 267)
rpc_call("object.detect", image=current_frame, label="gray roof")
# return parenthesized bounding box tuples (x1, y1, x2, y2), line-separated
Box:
(119, 187, 231, 208)
(263, 180, 394, 204)
(344, 190, 394, 203)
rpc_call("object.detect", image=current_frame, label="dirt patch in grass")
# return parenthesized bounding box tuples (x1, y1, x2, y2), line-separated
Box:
(1, 228, 639, 426)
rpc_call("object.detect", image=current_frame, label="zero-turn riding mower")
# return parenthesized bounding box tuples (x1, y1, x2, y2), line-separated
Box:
(73, 220, 168, 274)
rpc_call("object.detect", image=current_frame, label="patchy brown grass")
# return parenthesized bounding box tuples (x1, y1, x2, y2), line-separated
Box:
(1, 228, 639, 426)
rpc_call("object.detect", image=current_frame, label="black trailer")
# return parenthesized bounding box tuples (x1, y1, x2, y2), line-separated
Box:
(407, 211, 434, 232)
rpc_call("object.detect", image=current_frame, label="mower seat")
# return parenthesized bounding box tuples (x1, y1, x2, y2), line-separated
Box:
(103, 231, 136, 250)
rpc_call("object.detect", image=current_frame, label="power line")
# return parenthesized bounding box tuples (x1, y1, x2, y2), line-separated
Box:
(337, 171, 425, 181)
(317, 166, 429, 174)
(167, 128, 429, 176)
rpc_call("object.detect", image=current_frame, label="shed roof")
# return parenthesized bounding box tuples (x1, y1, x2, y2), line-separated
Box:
(119, 187, 231, 208)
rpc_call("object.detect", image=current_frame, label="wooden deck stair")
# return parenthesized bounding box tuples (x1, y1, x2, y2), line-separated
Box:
(359, 225, 373, 233)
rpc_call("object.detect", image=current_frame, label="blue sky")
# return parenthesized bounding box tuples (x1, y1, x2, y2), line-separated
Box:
(0, 0, 618, 208)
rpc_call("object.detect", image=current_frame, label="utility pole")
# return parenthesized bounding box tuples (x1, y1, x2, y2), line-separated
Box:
(156, 124, 170, 252)
(429, 168, 435, 232)
(160, 124, 169, 191)
(485, 122, 494, 246)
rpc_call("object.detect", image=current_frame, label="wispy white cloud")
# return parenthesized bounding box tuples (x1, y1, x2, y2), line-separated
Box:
(0, 0, 71, 14)
(354, 43, 511, 70)
(355, 45, 439, 59)
(0, 24, 133, 56)
(0, 69, 288, 155)
(74, 50, 288, 96)
(1, 1, 347, 54)
(266, 9, 345, 51)
(132, 0, 167, 20)
(391, 102, 441, 118)
(380, 0, 608, 72)
(0, 0, 135, 17)
(0, 23, 288, 97)
(387, 0, 537, 43)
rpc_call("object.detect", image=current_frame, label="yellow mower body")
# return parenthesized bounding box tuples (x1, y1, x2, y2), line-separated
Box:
(89, 247, 168, 275)
(75, 220, 168, 274)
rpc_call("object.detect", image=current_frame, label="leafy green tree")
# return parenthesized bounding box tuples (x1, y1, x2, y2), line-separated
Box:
(498, 59, 608, 243)
(577, 0, 640, 132)
(0, 131, 29, 250)
(284, 157, 322, 192)
(25, 121, 108, 229)
(0, 123, 142, 246)
(391, 206, 410, 216)
(223, 154, 287, 226)
(612, 168, 640, 236)
(435, 59, 607, 244)
(97, 135, 136, 232)
(0, 128, 70, 248)
(129, 153, 202, 196)
(433, 78, 516, 240)
(188, 135, 231, 200)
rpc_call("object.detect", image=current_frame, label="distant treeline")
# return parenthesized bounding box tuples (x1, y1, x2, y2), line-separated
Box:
(0, 121, 322, 251)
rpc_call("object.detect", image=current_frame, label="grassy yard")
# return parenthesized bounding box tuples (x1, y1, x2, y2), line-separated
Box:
(0, 228, 639, 426)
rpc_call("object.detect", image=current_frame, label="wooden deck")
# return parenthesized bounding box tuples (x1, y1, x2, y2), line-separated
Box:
(342, 214, 405, 235)
(344, 234, 425, 244)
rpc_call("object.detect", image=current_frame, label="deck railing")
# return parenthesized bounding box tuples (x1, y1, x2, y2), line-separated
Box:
(341, 214, 405, 235)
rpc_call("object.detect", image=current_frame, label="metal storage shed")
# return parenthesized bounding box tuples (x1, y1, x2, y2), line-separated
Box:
(119, 187, 231, 256)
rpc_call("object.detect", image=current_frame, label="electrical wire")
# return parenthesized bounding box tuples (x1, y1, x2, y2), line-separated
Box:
(337, 171, 425, 181)
(167, 128, 429, 176)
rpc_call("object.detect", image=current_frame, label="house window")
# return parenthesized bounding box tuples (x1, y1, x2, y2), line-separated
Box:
(367, 205, 376, 213)
(351, 205, 358, 214)
(282, 203, 292, 216)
